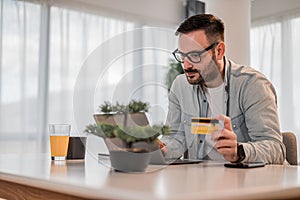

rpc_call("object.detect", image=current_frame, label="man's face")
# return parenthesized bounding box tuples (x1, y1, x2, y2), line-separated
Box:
(178, 30, 222, 87)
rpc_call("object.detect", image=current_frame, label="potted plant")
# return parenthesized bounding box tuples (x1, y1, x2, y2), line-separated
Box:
(93, 100, 149, 127)
(85, 123, 170, 172)
(86, 100, 170, 172)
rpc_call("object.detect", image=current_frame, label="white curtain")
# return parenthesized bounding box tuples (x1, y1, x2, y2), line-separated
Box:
(47, 6, 136, 134)
(0, 0, 40, 139)
(0, 0, 176, 153)
(251, 13, 300, 149)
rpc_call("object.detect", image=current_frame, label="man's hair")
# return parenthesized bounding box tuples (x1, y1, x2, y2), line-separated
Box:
(176, 14, 225, 43)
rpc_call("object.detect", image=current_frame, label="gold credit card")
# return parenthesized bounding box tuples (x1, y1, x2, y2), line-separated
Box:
(191, 118, 220, 134)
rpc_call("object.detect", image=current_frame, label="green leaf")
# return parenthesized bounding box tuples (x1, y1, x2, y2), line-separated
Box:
(86, 122, 170, 145)
(98, 100, 149, 114)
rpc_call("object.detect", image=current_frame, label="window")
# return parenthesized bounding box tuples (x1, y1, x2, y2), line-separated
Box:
(47, 7, 136, 129)
(0, 0, 40, 139)
(0, 0, 176, 151)
(251, 14, 300, 148)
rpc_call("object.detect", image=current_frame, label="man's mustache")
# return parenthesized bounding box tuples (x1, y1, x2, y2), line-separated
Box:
(184, 69, 198, 73)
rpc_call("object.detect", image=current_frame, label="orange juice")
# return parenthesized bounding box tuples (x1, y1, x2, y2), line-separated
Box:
(50, 135, 70, 157)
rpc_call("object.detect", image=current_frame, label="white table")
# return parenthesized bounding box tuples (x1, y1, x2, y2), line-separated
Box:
(1, 152, 300, 200)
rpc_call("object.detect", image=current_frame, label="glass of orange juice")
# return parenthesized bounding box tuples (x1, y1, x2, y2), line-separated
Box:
(49, 124, 71, 161)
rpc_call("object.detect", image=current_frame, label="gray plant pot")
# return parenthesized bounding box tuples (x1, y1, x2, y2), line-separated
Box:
(109, 148, 150, 172)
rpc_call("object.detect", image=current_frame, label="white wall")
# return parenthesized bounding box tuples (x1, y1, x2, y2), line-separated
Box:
(202, 0, 251, 66)
(50, 0, 185, 27)
(80, 0, 184, 26)
(251, 0, 300, 20)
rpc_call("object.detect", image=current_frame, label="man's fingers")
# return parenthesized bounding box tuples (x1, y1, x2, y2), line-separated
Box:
(157, 140, 168, 155)
(215, 114, 233, 131)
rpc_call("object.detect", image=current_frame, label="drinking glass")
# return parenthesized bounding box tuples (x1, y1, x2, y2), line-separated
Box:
(49, 124, 71, 161)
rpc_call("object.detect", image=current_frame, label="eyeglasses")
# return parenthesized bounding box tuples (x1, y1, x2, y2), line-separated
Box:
(172, 42, 219, 64)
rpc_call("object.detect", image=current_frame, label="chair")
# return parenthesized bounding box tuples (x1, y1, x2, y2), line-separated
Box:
(282, 132, 298, 165)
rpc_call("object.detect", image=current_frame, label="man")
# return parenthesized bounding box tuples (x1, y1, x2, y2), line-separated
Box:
(160, 14, 285, 164)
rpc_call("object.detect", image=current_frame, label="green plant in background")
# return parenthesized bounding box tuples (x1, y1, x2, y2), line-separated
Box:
(165, 59, 184, 92)
(85, 123, 115, 138)
(99, 100, 149, 114)
(85, 123, 170, 148)
(128, 100, 149, 113)
(99, 101, 113, 113)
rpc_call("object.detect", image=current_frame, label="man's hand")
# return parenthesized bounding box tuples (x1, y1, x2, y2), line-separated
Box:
(211, 115, 239, 162)
(157, 140, 168, 155)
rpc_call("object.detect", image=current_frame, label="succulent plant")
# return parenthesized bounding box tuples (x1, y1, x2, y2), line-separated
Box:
(88, 99, 169, 148)
(99, 100, 149, 114)
(85, 123, 170, 148)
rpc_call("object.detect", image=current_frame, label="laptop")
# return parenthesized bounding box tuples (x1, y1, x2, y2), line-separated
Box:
(149, 149, 203, 165)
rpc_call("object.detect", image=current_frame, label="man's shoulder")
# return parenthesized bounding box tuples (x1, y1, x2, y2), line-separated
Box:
(229, 60, 275, 94)
(230, 61, 267, 80)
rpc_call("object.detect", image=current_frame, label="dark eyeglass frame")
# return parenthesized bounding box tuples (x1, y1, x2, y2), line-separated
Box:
(172, 42, 219, 64)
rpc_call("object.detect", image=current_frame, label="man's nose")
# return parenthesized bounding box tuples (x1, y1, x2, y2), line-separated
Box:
(182, 57, 193, 69)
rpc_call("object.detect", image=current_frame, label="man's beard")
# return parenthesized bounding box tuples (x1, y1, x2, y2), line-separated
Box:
(184, 55, 219, 86)
(184, 68, 204, 85)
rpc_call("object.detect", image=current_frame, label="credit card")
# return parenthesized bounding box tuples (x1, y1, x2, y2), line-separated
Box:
(191, 118, 220, 134)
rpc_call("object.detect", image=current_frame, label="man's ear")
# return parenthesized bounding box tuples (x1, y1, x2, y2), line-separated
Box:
(215, 42, 225, 60)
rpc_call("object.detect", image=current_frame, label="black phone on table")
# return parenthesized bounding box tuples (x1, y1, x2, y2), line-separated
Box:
(224, 162, 265, 168)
